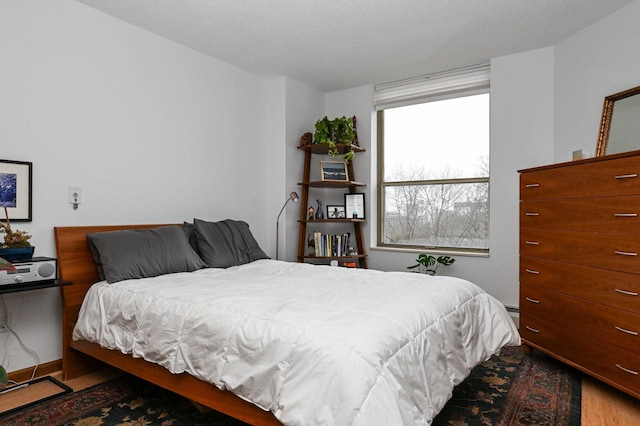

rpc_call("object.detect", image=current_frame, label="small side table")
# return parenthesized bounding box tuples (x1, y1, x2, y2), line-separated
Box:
(0, 279, 71, 295)
(0, 279, 73, 415)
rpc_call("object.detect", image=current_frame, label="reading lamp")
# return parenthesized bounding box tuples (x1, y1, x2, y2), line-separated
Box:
(276, 191, 299, 260)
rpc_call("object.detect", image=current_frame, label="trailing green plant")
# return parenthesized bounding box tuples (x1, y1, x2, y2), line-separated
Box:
(407, 254, 455, 276)
(313, 115, 357, 161)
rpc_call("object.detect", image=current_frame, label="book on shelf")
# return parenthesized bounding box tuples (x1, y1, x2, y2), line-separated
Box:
(312, 231, 351, 257)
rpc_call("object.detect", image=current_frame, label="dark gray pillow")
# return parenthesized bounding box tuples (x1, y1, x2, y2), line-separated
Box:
(182, 222, 199, 253)
(194, 218, 269, 268)
(86, 225, 207, 283)
(87, 237, 106, 281)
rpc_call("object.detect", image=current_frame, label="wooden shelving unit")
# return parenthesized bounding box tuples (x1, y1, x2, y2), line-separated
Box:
(296, 143, 368, 268)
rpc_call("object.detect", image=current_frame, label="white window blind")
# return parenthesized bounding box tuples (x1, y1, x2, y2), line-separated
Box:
(374, 63, 490, 110)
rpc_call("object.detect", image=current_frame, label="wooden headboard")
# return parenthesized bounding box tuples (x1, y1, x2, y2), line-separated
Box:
(54, 224, 171, 377)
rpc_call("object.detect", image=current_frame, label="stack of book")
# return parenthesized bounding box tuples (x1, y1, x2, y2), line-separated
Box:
(312, 232, 351, 257)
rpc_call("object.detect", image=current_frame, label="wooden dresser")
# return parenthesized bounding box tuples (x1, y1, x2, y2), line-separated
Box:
(519, 150, 640, 400)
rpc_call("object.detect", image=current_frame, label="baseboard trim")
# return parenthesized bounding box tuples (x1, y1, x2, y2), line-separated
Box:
(504, 305, 520, 329)
(7, 359, 62, 384)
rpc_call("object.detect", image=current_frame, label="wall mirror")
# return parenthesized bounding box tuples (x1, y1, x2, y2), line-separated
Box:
(596, 85, 640, 157)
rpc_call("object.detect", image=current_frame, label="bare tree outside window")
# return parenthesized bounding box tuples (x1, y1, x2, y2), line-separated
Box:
(379, 93, 490, 252)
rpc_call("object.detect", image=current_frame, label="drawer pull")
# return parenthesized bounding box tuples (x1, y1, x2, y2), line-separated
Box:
(525, 183, 540, 188)
(525, 241, 540, 245)
(525, 297, 540, 304)
(614, 173, 638, 179)
(614, 213, 638, 217)
(615, 326, 639, 336)
(525, 326, 540, 333)
(615, 363, 639, 376)
(525, 212, 540, 216)
(525, 269, 540, 275)
(614, 250, 638, 256)
(615, 288, 639, 296)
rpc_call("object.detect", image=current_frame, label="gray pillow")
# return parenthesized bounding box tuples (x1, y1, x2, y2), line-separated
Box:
(86, 225, 207, 283)
(194, 218, 269, 268)
(182, 222, 199, 253)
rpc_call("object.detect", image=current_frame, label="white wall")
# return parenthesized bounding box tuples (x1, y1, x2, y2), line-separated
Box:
(280, 79, 325, 261)
(0, 0, 280, 372)
(554, 0, 640, 162)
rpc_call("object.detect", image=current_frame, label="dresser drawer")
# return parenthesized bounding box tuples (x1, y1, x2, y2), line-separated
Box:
(521, 313, 640, 397)
(520, 155, 640, 200)
(520, 229, 640, 274)
(520, 196, 640, 233)
(519, 257, 640, 313)
(521, 284, 640, 353)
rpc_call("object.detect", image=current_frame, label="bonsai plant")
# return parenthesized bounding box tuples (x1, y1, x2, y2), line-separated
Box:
(0, 208, 33, 260)
(0, 209, 32, 249)
(313, 115, 358, 161)
(407, 254, 455, 276)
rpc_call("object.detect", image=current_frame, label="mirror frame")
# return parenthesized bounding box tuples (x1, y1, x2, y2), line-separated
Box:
(596, 85, 640, 157)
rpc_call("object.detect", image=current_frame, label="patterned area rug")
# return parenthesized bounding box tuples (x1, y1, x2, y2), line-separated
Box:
(433, 345, 581, 426)
(1, 346, 580, 425)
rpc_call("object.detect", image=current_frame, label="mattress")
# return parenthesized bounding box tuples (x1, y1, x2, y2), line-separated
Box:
(73, 259, 520, 425)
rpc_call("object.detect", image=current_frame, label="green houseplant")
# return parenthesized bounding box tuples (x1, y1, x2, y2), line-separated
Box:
(313, 116, 358, 161)
(0, 365, 8, 389)
(407, 254, 455, 276)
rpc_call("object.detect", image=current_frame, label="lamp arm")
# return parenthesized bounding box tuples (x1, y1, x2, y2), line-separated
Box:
(276, 192, 299, 261)
(276, 198, 292, 224)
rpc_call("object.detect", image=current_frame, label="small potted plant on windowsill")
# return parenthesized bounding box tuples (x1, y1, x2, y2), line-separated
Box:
(0, 365, 8, 389)
(407, 254, 455, 276)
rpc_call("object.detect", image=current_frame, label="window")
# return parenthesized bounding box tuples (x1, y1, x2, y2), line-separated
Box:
(376, 65, 490, 252)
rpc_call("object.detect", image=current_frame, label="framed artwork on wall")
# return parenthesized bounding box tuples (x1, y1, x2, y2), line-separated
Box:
(0, 159, 33, 222)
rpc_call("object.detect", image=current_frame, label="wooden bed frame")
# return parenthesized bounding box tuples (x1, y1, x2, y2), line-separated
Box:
(54, 224, 282, 426)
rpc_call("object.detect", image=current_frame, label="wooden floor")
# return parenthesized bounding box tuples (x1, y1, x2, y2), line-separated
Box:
(1, 367, 639, 424)
(0, 368, 121, 414)
(581, 375, 640, 425)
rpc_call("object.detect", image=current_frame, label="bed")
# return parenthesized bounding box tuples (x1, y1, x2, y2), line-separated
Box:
(54, 221, 520, 426)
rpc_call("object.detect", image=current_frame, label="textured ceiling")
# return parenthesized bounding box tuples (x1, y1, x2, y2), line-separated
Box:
(74, 0, 635, 92)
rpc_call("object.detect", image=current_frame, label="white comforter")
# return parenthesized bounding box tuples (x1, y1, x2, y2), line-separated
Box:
(73, 259, 520, 425)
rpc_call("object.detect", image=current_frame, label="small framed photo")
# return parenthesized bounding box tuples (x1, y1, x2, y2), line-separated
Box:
(0, 159, 32, 222)
(344, 193, 365, 219)
(320, 161, 349, 182)
(326, 205, 346, 219)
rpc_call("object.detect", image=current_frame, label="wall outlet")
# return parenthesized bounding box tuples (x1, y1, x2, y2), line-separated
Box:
(0, 312, 10, 333)
(68, 185, 83, 210)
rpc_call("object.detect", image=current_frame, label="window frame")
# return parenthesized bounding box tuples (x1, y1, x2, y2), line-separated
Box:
(376, 93, 490, 255)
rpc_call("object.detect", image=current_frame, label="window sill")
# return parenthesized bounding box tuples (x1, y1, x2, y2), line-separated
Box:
(370, 246, 489, 258)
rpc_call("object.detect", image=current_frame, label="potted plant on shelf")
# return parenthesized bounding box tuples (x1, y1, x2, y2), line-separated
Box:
(407, 254, 455, 276)
(0, 208, 33, 260)
(313, 115, 358, 161)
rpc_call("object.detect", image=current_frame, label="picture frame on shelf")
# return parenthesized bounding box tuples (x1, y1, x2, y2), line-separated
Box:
(344, 193, 365, 219)
(320, 161, 349, 182)
(0, 159, 32, 222)
(326, 205, 346, 219)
